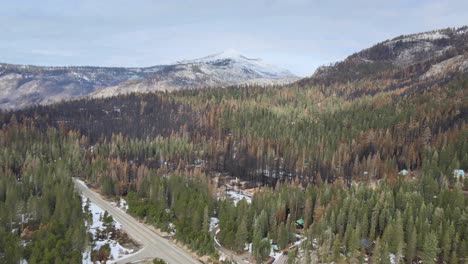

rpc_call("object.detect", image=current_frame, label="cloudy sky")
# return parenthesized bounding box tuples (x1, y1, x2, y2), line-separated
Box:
(1, 0, 467, 76)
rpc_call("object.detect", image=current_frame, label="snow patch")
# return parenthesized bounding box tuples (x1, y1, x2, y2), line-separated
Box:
(81, 196, 134, 263)
(421, 54, 468, 79)
(110, 197, 129, 212)
(209, 217, 219, 232)
(456, 28, 468, 35)
(226, 190, 252, 205)
(269, 240, 282, 261)
(177, 49, 296, 79)
(388, 31, 449, 45)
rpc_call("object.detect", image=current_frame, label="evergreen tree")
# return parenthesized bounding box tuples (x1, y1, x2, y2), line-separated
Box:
(370, 238, 382, 264)
(406, 225, 417, 264)
(422, 232, 439, 264)
(234, 216, 248, 252)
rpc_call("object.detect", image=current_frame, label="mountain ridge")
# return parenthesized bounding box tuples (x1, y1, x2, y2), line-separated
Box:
(0, 50, 298, 109)
(302, 26, 468, 86)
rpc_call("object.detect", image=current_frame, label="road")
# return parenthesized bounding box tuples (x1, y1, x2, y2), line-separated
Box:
(273, 254, 288, 264)
(213, 228, 249, 264)
(73, 178, 200, 264)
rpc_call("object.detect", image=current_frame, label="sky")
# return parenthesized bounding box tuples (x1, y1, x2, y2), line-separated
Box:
(1, 0, 467, 76)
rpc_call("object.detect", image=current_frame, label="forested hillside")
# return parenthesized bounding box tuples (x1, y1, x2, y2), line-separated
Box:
(0, 123, 87, 263)
(4, 73, 467, 186)
(1, 26, 467, 263)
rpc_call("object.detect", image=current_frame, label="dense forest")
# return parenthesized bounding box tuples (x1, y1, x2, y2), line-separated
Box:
(0, 123, 87, 263)
(1, 28, 467, 263)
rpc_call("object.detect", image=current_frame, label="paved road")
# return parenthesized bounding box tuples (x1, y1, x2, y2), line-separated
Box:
(73, 178, 200, 264)
(273, 254, 288, 264)
(213, 229, 249, 264)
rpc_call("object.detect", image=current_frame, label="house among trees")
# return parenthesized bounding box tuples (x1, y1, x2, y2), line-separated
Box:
(453, 169, 465, 179)
(295, 217, 304, 229)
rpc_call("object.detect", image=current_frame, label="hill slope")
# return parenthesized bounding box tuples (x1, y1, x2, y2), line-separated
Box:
(91, 50, 298, 97)
(0, 50, 297, 109)
(301, 26, 468, 87)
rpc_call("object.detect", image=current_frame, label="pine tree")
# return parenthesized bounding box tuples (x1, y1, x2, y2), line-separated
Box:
(392, 213, 404, 263)
(278, 223, 289, 249)
(202, 205, 209, 234)
(347, 228, 360, 255)
(381, 241, 390, 264)
(370, 238, 382, 264)
(449, 250, 458, 264)
(406, 225, 417, 264)
(331, 236, 341, 262)
(422, 232, 439, 264)
(440, 224, 453, 262)
(252, 229, 262, 263)
(234, 216, 248, 252)
(304, 197, 313, 228)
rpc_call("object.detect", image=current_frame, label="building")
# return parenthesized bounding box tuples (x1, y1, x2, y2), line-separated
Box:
(296, 218, 304, 229)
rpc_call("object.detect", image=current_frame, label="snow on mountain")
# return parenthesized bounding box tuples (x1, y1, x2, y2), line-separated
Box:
(178, 49, 295, 78)
(309, 26, 468, 83)
(385, 31, 449, 45)
(421, 54, 468, 80)
(0, 51, 297, 109)
(91, 50, 298, 98)
(0, 63, 165, 109)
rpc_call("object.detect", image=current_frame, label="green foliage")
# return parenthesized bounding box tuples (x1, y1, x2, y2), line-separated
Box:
(422, 232, 439, 264)
(1, 57, 467, 264)
(0, 125, 87, 263)
(0, 227, 21, 263)
(153, 258, 167, 264)
(127, 174, 216, 256)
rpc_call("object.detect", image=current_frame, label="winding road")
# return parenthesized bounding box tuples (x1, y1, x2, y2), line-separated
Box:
(73, 178, 200, 264)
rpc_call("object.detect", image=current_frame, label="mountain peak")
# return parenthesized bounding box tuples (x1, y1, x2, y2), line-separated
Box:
(178, 49, 260, 64)
(216, 49, 244, 59)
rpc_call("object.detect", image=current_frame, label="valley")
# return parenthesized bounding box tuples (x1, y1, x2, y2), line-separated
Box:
(0, 25, 467, 264)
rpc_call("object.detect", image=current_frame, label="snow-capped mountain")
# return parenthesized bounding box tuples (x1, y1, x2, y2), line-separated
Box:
(92, 50, 298, 98)
(179, 49, 293, 78)
(0, 64, 164, 109)
(0, 50, 298, 109)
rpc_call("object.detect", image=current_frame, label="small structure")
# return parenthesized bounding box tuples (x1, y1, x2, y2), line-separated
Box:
(399, 169, 409, 176)
(296, 218, 304, 229)
(453, 169, 465, 179)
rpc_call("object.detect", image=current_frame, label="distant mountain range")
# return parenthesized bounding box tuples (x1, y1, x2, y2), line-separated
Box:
(2, 26, 468, 110)
(0, 50, 298, 109)
(92, 49, 298, 98)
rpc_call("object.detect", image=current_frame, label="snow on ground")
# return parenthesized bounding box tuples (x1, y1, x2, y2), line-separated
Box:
(209, 217, 219, 232)
(270, 250, 283, 262)
(269, 240, 283, 261)
(81, 195, 134, 263)
(214, 229, 222, 247)
(110, 197, 128, 212)
(168, 222, 176, 236)
(296, 235, 307, 247)
(226, 190, 252, 205)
